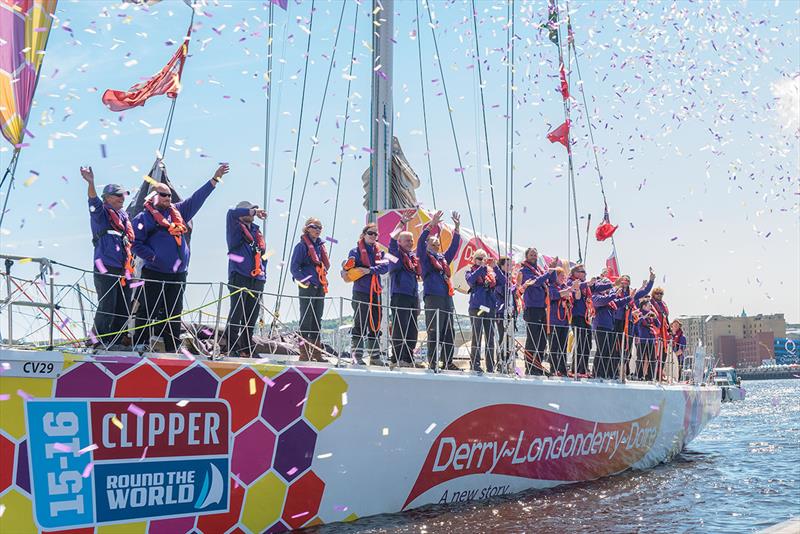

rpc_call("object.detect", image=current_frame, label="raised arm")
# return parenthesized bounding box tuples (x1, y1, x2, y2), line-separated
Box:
(444, 211, 462, 262)
(176, 164, 228, 222)
(533, 269, 556, 288)
(81, 166, 98, 199)
(634, 268, 656, 300)
(465, 265, 485, 288)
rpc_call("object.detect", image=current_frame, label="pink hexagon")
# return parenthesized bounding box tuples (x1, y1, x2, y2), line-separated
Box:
(232, 421, 276, 485)
(261, 368, 308, 432)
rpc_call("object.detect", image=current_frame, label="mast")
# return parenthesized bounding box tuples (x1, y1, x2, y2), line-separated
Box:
(369, 0, 394, 221)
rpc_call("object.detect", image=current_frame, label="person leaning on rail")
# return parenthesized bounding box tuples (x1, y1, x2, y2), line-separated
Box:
(388, 212, 425, 368)
(224, 201, 268, 358)
(632, 297, 662, 381)
(418, 210, 461, 371)
(569, 265, 611, 377)
(342, 222, 390, 365)
(81, 165, 133, 349)
(547, 266, 574, 376)
(611, 269, 655, 378)
(465, 249, 504, 373)
(591, 285, 633, 379)
(289, 217, 329, 362)
(131, 163, 229, 353)
(520, 248, 557, 375)
(494, 256, 519, 371)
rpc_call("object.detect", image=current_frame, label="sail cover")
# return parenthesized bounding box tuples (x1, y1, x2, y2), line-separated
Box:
(361, 137, 421, 210)
(0, 0, 58, 148)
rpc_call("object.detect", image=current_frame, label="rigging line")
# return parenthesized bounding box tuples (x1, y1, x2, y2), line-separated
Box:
(565, 1, 582, 264)
(157, 98, 177, 156)
(263, 0, 275, 219)
(273, 0, 317, 318)
(0, 150, 21, 241)
(425, 0, 476, 233)
(470, 0, 500, 250)
(158, 9, 196, 157)
(286, 0, 348, 261)
(414, 0, 437, 209)
(329, 2, 360, 258)
(268, 3, 291, 204)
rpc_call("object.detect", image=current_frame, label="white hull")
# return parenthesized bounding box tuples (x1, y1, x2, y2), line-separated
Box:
(721, 385, 746, 402)
(0, 349, 720, 532)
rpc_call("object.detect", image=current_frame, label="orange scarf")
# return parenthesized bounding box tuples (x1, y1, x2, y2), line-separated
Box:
(106, 206, 135, 286)
(144, 198, 188, 246)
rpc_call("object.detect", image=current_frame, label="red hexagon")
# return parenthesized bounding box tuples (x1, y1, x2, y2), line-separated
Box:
(114, 362, 168, 398)
(197, 481, 245, 534)
(0, 434, 14, 493)
(281, 471, 325, 530)
(220, 367, 266, 433)
(150, 357, 194, 378)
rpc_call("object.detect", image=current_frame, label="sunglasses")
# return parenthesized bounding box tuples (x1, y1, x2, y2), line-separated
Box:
(576, 270, 586, 273)
(307, 224, 322, 230)
(108, 193, 125, 198)
(365, 231, 378, 237)
(157, 192, 172, 198)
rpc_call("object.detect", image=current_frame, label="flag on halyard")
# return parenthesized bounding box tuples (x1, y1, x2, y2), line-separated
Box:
(595, 209, 618, 241)
(271, 0, 288, 9)
(547, 0, 559, 45)
(605, 249, 620, 282)
(102, 39, 189, 112)
(547, 120, 570, 147)
(559, 63, 570, 100)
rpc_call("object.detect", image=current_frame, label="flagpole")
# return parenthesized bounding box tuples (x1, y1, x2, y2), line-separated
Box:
(158, 8, 196, 157)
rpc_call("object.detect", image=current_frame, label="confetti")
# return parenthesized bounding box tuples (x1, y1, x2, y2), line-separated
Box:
(79, 443, 98, 455)
(381, 427, 389, 436)
(317, 452, 332, 459)
(100, 144, 107, 158)
(176, 400, 189, 407)
(333, 505, 349, 512)
(425, 423, 437, 434)
(180, 348, 195, 361)
(140, 446, 148, 461)
(53, 442, 73, 453)
(127, 403, 145, 417)
(325, 236, 338, 244)
(111, 416, 123, 429)
(129, 280, 145, 289)
(95, 258, 107, 274)
(650, 405, 660, 411)
(82, 462, 94, 478)
(0, 394, 9, 401)
(228, 253, 245, 263)
(249, 378, 257, 395)
(16, 389, 33, 401)
(331, 405, 339, 417)
(548, 403, 560, 410)
(172, 259, 182, 272)
(286, 467, 298, 476)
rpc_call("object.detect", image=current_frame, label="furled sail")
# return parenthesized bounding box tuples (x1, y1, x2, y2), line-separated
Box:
(361, 137, 420, 210)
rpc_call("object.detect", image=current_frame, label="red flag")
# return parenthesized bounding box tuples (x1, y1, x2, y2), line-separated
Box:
(547, 120, 570, 147)
(102, 40, 189, 112)
(605, 250, 620, 282)
(559, 63, 569, 100)
(595, 209, 618, 241)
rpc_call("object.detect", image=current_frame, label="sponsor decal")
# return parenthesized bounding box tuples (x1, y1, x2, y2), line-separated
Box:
(403, 403, 662, 508)
(25, 399, 230, 530)
(455, 236, 498, 272)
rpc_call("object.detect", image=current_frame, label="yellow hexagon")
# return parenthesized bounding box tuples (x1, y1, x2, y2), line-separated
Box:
(250, 363, 285, 380)
(0, 376, 54, 439)
(304, 371, 348, 431)
(241, 471, 287, 533)
(98, 521, 147, 534)
(0, 489, 35, 534)
(344, 512, 359, 522)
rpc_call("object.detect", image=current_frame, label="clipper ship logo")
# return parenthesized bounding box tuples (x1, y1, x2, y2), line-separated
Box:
(26, 399, 230, 530)
(403, 403, 662, 509)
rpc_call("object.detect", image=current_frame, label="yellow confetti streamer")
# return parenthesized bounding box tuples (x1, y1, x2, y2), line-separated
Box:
(111, 416, 123, 429)
(19, 257, 32, 264)
(249, 377, 256, 395)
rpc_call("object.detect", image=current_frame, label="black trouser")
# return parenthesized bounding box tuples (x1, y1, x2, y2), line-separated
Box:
(496, 309, 517, 370)
(424, 294, 455, 368)
(298, 284, 325, 346)
(614, 318, 632, 377)
(572, 316, 592, 375)
(133, 268, 186, 352)
(523, 307, 547, 375)
(636, 339, 656, 381)
(548, 324, 570, 375)
(351, 290, 382, 360)
(225, 272, 265, 356)
(469, 309, 495, 372)
(93, 267, 132, 345)
(594, 327, 617, 379)
(391, 293, 419, 364)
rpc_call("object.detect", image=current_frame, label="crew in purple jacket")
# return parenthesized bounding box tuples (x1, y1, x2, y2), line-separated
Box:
(633, 298, 661, 381)
(388, 213, 424, 368)
(132, 163, 228, 352)
(418, 210, 461, 370)
(494, 256, 518, 369)
(345, 222, 389, 365)
(520, 248, 557, 375)
(547, 267, 574, 376)
(612, 269, 655, 376)
(592, 287, 633, 379)
(671, 320, 687, 378)
(465, 250, 505, 373)
(224, 201, 267, 357)
(81, 166, 132, 348)
(569, 265, 612, 376)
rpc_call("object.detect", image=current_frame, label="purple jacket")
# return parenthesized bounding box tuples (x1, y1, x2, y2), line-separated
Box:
(592, 290, 632, 331)
(521, 264, 555, 309)
(226, 208, 267, 281)
(388, 238, 419, 298)
(89, 196, 130, 270)
(548, 282, 572, 327)
(132, 180, 215, 274)
(635, 314, 661, 340)
(466, 265, 505, 313)
(569, 279, 613, 320)
(494, 272, 518, 316)
(290, 237, 326, 288)
(347, 243, 389, 294)
(612, 279, 654, 321)
(417, 228, 461, 298)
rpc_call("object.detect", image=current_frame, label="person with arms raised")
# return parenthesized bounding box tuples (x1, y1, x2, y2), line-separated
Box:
(388, 212, 424, 368)
(612, 269, 655, 377)
(418, 210, 461, 370)
(81, 166, 133, 349)
(132, 163, 228, 353)
(224, 201, 267, 357)
(465, 250, 504, 373)
(290, 217, 330, 362)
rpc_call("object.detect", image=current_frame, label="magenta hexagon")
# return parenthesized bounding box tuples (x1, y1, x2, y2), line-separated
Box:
(261, 368, 308, 432)
(232, 421, 276, 485)
(56, 363, 113, 397)
(274, 420, 316, 482)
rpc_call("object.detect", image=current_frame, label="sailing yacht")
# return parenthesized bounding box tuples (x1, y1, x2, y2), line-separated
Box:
(0, 1, 721, 532)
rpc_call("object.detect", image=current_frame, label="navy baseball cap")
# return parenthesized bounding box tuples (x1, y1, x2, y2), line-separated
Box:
(102, 184, 129, 196)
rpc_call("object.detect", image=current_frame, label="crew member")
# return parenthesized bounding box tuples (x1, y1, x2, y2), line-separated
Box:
(81, 166, 133, 348)
(132, 164, 228, 352)
(224, 201, 267, 357)
(633, 298, 661, 381)
(612, 269, 655, 377)
(651, 286, 670, 362)
(344, 222, 389, 365)
(671, 319, 687, 379)
(520, 248, 557, 375)
(289, 217, 329, 362)
(547, 267, 576, 376)
(418, 210, 461, 371)
(388, 213, 423, 368)
(569, 265, 611, 376)
(494, 256, 518, 371)
(465, 250, 503, 373)
(591, 287, 633, 379)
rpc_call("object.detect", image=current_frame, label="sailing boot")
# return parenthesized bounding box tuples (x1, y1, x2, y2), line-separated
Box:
(307, 342, 328, 363)
(298, 342, 311, 362)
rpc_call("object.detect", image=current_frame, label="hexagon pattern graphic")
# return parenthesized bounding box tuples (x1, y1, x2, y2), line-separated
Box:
(0, 354, 349, 534)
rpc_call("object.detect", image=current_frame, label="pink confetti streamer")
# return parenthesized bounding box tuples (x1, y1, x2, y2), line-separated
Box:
(127, 403, 145, 417)
(228, 253, 245, 263)
(79, 443, 98, 455)
(286, 467, 298, 476)
(0, 394, 9, 401)
(262, 376, 276, 387)
(82, 462, 94, 478)
(129, 280, 145, 289)
(95, 258, 108, 274)
(180, 347, 196, 361)
(16, 389, 33, 401)
(172, 259, 182, 272)
(325, 236, 338, 244)
(140, 447, 148, 461)
(53, 442, 73, 453)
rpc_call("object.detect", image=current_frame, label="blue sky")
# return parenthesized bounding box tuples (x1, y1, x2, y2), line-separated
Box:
(1, 0, 798, 323)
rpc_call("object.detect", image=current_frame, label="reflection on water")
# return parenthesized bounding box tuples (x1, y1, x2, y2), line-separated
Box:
(311, 380, 799, 534)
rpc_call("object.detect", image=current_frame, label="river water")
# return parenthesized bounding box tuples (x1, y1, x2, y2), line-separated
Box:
(315, 380, 799, 533)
